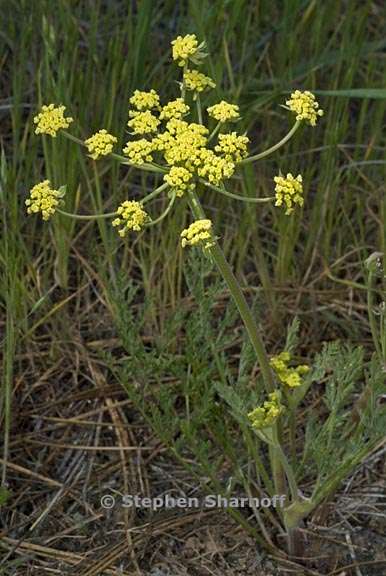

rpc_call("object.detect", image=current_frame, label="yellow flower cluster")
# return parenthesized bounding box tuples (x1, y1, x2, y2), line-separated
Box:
(156, 120, 208, 165)
(33, 104, 73, 137)
(31, 34, 325, 243)
(215, 133, 249, 162)
(207, 101, 239, 123)
(180, 219, 214, 249)
(129, 89, 160, 111)
(123, 138, 154, 164)
(184, 69, 215, 93)
(112, 200, 149, 236)
(286, 90, 324, 126)
(171, 34, 198, 66)
(85, 129, 117, 160)
(128, 110, 160, 135)
(25, 180, 62, 220)
(248, 391, 284, 430)
(192, 148, 235, 185)
(164, 166, 193, 197)
(270, 352, 309, 388)
(274, 173, 304, 215)
(160, 98, 190, 120)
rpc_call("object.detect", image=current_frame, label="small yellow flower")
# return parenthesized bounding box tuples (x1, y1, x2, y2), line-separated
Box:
(285, 90, 324, 126)
(25, 180, 62, 220)
(270, 351, 291, 374)
(85, 129, 117, 160)
(123, 139, 155, 164)
(164, 118, 189, 135)
(160, 122, 208, 165)
(180, 219, 214, 249)
(248, 391, 284, 430)
(192, 148, 235, 185)
(129, 89, 160, 111)
(207, 101, 239, 123)
(33, 104, 73, 137)
(112, 200, 149, 237)
(171, 34, 199, 66)
(164, 166, 194, 197)
(274, 173, 304, 215)
(160, 98, 190, 121)
(215, 132, 249, 163)
(127, 110, 160, 135)
(184, 69, 215, 94)
(270, 351, 310, 388)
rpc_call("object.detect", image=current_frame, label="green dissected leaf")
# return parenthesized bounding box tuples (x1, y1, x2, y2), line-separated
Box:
(285, 316, 300, 354)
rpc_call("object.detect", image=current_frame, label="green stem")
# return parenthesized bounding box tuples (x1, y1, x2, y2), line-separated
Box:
(57, 182, 168, 221)
(60, 130, 165, 173)
(57, 208, 117, 220)
(199, 178, 274, 204)
(181, 64, 188, 100)
(141, 182, 169, 204)
(146, 192, 176, 226)
(274, 442, 298, 503)
(286, 392, 297, 466)
(186, 188, 274, 393)
(366, 260, 383, 361)
(207, 121, 221, 143)
(241, 121, 301, 164)
(196, 94, 203, 124)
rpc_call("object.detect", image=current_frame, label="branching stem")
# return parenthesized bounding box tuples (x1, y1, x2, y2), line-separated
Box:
(186, 187, 274, 394)
(241, 121, 301, 164)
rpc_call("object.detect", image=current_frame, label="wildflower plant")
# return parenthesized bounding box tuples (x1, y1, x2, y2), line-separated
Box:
(28, 34, 385, 557)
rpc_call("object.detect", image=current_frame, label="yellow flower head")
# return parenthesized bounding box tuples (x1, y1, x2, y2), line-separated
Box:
(164, 166, 194, 197)
(129, 89, 160, 111)
(25, 180, 62, 220)
(207, 101, 239, 123)
(160, 121, 208, 165)
(112, 200, 149, 237)
(274, 173, 304, 215)
(184, 69, 216, 94)
(270, 351, 291, 374)
(215, 132, 249, 163)
(193, 148, 235, 185)
(285, 90, 324, 126)
(160, 98, 190, 121)
(127, 110, 160, 135)
(270, 351, 310, 388)
(248, 391, 284, 430)
(180, 219, 214, 249)
(123, 138, 155, 165)
(33, 104, 73, 137)
(171, 34, 199, 66)
(85, 129, 117, 160)
(164, 118, 189, 135)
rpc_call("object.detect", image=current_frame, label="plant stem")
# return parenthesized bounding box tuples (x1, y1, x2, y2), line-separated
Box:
(274, 442, 299, 503)
(241, 121, 301, 164)
(199, 178, 274, 204)
(186, 188, 274, 393)
(286, 393, 297, 465)
(366, 256, 383, 362)
(181, 64, 188, 100)
(60, 130, 165, 173)
(141, 182, 169, 204)
(146, 192, 176, 226)
(207, 121, 221, 143)
(196, 94, 203, 124)
(57, 208, 117, 220)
